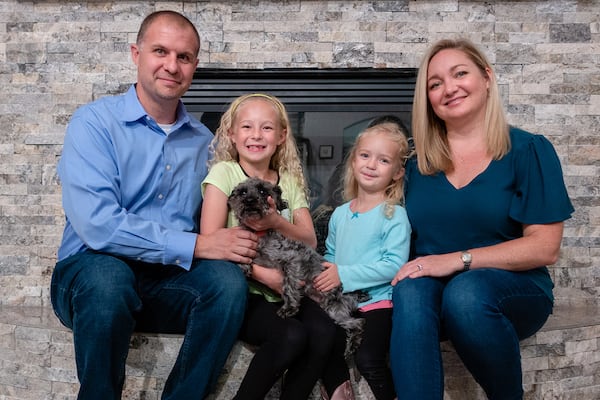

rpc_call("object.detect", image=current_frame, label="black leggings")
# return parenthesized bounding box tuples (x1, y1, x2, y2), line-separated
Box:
(234, 294, 341, 400)
(322, 308, 395, 400)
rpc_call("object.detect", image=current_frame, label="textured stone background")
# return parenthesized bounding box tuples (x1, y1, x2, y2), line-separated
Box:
(0, 0, 598, 308)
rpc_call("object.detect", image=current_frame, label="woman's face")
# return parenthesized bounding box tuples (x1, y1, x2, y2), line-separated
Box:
(425, 48, 490, 125)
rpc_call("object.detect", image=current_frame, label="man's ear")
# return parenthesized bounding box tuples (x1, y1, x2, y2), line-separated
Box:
(130, 44, 140, 66)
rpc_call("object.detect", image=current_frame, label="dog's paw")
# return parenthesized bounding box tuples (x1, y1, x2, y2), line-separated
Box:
(238, 263, 252, 277)
(346, 289, 371, 304)
(277, 306, 299, 319)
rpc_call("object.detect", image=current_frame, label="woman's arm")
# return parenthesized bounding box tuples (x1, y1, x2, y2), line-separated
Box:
(466, 222, 563, 271)
(393, 221, 564, 283)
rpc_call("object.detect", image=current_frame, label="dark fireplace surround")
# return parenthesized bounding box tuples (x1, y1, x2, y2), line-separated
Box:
(182, 68, 417, 212)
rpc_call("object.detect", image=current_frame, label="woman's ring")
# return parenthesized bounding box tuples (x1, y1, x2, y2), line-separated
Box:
(417, 264, 423, 272)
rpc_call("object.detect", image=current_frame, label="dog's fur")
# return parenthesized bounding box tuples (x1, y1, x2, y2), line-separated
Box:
(228, 177, 364, 356)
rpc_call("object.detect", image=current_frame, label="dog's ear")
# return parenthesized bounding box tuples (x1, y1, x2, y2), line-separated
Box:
(227, 184, 245, 215)
(272, 185, 289, 212)
(226, 191, 235, 214)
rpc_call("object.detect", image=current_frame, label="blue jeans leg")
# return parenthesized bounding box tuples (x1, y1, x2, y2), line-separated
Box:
(390, 277, 445, 400)
(442, 269, 552, 400)
(142, 259, 247, 399)
(51, 252, 141, 400)
(51, 252, 248, 400)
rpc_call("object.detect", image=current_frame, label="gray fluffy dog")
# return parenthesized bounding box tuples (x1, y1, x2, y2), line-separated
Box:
(228, 177, 364, 356)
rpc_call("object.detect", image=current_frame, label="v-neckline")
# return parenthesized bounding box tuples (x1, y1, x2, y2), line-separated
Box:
(443, 158, 493, 190)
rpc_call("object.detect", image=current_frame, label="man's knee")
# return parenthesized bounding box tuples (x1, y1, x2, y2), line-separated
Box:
(190, 259, 248, 298)
(51, 252, 139, 328)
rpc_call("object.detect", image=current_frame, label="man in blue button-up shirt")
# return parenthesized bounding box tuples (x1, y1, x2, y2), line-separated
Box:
(50, 11, 257, 399)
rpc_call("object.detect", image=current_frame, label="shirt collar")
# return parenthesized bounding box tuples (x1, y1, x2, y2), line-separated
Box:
(121, 84, 192, 129)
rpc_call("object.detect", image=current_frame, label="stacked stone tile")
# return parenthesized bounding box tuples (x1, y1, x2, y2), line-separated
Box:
(0, 0, 598, 398)
(1, 305, 598, 399)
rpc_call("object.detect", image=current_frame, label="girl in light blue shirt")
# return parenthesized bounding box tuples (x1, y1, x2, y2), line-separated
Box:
(315, 123, 411, 400)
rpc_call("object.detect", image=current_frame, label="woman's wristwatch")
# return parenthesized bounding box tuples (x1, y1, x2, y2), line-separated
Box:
(461, 251, 472, 271)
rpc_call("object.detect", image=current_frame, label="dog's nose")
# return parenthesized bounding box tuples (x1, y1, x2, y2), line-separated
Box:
(243, 196, 256, 205)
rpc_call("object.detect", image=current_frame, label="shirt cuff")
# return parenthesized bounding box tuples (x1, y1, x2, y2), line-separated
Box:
(164, 230, 196, 270)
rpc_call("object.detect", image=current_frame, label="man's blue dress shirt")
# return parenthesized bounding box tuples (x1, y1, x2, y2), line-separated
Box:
(57, 85, 213, 270)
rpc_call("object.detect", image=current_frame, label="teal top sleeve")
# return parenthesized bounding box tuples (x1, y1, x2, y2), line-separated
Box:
(510, 129, 574, 224)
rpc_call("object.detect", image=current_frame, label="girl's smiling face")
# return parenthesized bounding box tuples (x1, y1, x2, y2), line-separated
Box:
(229, 98, 286, 167)
(352, 133, 404, 195)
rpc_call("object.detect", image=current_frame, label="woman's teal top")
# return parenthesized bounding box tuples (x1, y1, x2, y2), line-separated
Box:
(404, 127, 574, 301)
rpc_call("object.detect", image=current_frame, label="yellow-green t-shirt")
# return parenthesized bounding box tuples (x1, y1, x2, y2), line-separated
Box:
(201, 161, 309, 301)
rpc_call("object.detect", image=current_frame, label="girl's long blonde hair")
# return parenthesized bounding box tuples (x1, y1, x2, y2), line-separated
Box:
(412, 38, 510, 175)
(343, 123, 410, 218)
(208, 93, 308, 195)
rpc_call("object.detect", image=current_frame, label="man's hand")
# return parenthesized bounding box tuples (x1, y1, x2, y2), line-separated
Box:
(194, 226, 258, 264)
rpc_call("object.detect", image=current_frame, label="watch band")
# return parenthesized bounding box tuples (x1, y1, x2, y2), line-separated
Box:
(461, 251, 472, 271)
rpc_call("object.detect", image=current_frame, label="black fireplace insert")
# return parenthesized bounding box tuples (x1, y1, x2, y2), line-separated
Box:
(183, 68, 417, 211)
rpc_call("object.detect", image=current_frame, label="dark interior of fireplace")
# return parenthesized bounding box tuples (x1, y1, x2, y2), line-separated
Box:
(183, 68, 417, 215)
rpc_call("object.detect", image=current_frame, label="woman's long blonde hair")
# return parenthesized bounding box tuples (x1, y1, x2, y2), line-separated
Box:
(342, 123, 410, 218)
(208, 93, 307, 194)
(412, 38, 510, 175)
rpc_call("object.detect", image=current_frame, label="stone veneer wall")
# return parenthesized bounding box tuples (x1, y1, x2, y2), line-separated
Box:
(0, 0, 598, 308)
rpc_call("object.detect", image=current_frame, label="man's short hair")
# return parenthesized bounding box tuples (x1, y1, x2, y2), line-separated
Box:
(136, 10, 200, 56)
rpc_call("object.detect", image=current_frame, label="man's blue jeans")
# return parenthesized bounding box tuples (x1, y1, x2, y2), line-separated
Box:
(50, 251, 247, 400)
(390, 269, 552, 400)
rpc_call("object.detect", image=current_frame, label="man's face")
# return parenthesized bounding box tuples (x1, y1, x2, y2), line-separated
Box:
(130, 16, 199, 110)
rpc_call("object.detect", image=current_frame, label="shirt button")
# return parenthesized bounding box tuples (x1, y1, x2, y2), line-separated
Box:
(158, 194, 164, 200)
(175, 259, 181, 264)
(166, 165, 171, 171)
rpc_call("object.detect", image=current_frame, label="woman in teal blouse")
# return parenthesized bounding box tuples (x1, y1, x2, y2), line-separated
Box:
(389, 38, 574, 400)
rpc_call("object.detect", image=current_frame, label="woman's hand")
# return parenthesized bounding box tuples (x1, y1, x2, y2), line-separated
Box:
(314, 261, 342, 292)
(251, 263, 284, 294)
(391, 253, 462, 285)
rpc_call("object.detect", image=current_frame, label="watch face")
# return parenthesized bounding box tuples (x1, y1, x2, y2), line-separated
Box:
(462, 252, 472, 263)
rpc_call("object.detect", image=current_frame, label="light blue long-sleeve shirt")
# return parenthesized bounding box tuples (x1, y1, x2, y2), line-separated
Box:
(57, 85, 213, 270)
(324, 202, 411, 308)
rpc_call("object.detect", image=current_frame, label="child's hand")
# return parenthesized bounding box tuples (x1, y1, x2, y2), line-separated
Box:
(314, 261, 342, 292)
(251, 264, 284, 294)
(243, 196, 283, 232)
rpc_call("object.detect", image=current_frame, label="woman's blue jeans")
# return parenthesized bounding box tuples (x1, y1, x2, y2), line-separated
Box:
(390, 269, 552, 400)
(50, 251, 248, 400)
